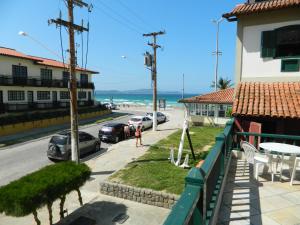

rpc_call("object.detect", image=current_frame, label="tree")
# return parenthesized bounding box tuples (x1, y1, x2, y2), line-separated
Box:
(211, 77, 234, 90)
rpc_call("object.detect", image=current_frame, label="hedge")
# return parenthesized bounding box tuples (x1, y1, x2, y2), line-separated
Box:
(0, 162, 91, 225)
(0, 105, 108, 126)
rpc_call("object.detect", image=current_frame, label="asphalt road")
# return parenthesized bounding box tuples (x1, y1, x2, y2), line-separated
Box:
(0, 110, 144, 186)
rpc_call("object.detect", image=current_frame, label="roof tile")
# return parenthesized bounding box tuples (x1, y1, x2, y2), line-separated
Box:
(0, 47, 98, 74)
(223, 0, 300, 19)
(232, 82, 300, 119)
(179, 88, 234, 104)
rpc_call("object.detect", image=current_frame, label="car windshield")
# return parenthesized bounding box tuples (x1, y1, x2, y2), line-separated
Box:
(50, 136, 67, 145)
(147, 113, 153, 116)
(131, 118, 141, 122)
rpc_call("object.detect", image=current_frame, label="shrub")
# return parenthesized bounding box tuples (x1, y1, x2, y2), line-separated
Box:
(0, 162, 91, 225)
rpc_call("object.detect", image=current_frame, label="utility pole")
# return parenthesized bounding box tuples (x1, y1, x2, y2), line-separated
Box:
(143, 31, 165, 131)
(49, 0, 89, 164)
(182, 73, 185, 99)
(212, 18, 223, 91)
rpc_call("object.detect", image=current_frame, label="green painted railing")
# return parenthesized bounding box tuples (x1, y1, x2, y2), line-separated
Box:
(236, 132, 300, 149)
(163, 119, 234, 225)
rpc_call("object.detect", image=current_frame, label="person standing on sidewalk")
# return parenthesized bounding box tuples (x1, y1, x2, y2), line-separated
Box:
(135, 125, 143, 147)
(124, 124, 130, 139)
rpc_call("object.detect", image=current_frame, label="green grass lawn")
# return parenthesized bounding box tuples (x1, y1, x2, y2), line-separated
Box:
(109, 126, 223, 195)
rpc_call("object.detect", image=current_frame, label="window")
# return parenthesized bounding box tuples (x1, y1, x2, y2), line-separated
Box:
(281, 59, 299, 72)
(60, 91, 70, 100)
(8, 91, 25, 101)
(78, 91, 86, 99)
(12, 65, 27, 78)
(41, 69, 52, 80)
(261, 25, 300, 59)
(218, 105, 226, 118)
(37, 91, 50, 100)
(208, 105, 215, 117)
(80, 74, 88, 83)
(202, 104, 208, 116)
(63, 71, 69, 81)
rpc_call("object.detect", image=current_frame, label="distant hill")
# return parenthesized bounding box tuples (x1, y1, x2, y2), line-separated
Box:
(95, 89, 183, 95)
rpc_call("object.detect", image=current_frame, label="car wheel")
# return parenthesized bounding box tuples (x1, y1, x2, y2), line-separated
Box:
(95, 142, 101, 152)
(114, 136, 119, 143)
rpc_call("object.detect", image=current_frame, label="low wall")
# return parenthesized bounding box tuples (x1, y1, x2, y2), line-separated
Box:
(100, 181, 179, 209)
(190, 115, 230, 126)
(0, 109, 111, 136)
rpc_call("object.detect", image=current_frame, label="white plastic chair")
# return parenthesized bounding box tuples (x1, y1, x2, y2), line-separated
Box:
(290, 157, 300, 186)
(241, 141, 275, 182)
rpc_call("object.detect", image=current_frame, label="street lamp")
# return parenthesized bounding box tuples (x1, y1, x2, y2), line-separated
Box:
(212, 18, 224, 91)
(18, 31, 62, 60)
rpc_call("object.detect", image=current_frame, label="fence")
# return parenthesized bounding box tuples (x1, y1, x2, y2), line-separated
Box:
(163, 119, 234, 225)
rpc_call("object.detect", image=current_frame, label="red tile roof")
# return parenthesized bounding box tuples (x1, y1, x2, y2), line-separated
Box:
(223, 0, 300, 19)
(232, 82, 300, 119)
(179, 88, 234, 104)
(0, 47, 99, 74)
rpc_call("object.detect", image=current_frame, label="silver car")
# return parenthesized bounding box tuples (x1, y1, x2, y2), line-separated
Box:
(47, 131, 101, 161)
(146, 112, 167, 123)
(128, 116, 153, 131)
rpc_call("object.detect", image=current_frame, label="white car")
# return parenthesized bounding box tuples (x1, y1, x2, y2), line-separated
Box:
(146, 112, 167, 123)
(128, 116, 153, 131)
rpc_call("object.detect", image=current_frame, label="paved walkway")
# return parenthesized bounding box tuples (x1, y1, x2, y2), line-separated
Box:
(218, 158, 300, 225)
(0, 108, 183, 225)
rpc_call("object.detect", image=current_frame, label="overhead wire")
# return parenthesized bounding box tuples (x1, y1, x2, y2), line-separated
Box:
(96, 0, 146, 33)
(92, 3, 142, 35)
(115, 0, 158, 32)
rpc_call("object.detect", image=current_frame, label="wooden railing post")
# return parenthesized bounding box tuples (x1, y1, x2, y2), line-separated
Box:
(215, 134, 225, 176)
(163, 168, 204, 225)
(185, 168, 205, 224)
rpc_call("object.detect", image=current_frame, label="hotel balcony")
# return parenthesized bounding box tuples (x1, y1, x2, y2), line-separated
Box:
(0, 100, 94, 113)
(163, 119, 300, 225)
(0, 75, 95, 89)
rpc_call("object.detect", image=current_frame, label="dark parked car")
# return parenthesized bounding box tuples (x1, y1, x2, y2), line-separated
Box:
(47, 131, 101, 161)
(99, 123, 134, 143)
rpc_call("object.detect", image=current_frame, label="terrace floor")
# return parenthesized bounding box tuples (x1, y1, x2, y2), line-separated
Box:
(217, 157, 300, 225)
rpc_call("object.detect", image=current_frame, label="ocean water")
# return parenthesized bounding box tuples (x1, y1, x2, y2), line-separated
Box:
(95, 93, 196, 107)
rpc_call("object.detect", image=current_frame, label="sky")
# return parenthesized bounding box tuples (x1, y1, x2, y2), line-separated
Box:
(0, 0, 243, 94)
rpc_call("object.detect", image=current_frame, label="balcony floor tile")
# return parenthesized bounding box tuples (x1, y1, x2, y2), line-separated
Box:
(218, 158, 300, 225)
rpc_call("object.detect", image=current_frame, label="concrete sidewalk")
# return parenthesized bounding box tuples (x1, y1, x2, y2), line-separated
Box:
(0, 108, 184, 225)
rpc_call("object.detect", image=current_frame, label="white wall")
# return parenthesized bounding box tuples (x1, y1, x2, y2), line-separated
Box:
(242, 20, 300, 80)
(0, 56, 93, 82)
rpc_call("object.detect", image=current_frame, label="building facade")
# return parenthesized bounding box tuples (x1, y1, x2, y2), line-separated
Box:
(179, 88, 234, 126)
(223, 0, 300, 135)
(0, 47, 98, 114)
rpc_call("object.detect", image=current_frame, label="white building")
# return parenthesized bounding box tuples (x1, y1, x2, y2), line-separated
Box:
(179, 88, 234, 126)
(223, 0, 300, 135)
(0, 47, 99, 114)
(224, 0, 300, 83)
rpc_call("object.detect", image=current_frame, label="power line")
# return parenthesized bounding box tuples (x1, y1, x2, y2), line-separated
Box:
(116, 0, 158, 31)
(92, 3, 142, 35)
(96, 0, 146, 33)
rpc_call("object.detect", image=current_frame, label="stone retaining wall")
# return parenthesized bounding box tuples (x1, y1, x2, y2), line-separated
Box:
(100, 181, 179, 209)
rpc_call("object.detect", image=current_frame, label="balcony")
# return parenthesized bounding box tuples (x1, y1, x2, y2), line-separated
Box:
(163, 119, 300, 225)
(0, 100, 94, 113)
(0, 75, 94, 89)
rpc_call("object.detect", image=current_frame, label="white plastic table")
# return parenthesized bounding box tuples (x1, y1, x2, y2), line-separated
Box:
(259, 143, 300, 155)
(259, 142, 300, 181)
